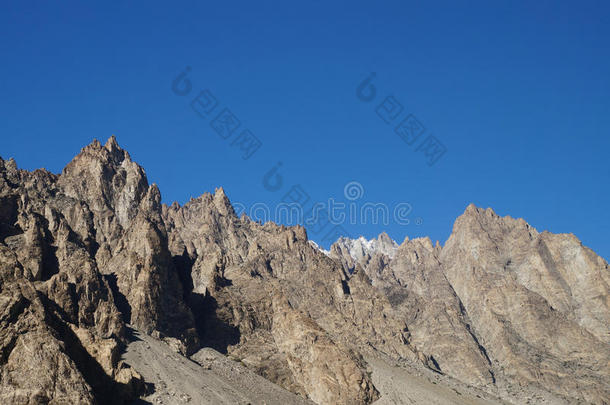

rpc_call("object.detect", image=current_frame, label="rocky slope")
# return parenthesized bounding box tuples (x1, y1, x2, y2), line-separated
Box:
(329, 217, 609, 404)
(0, 137, 608, 404)
(122, 327, 314, 405)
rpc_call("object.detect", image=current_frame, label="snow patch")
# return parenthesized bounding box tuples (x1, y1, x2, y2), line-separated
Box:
(308, 240, 330, 256)
(338, 234, 399, 261)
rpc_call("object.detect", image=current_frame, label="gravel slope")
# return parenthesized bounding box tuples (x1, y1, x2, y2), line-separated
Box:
(122, 328, 313, 405)
(123, 326, 512, 405)
(367, 353, 509, 405)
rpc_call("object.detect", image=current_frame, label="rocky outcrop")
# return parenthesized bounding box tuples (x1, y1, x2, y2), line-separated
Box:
(1, 137, 608, 405)
(439, 205, 609, 404)
(162, 191, 381, 404)
(330, 209, 609, 404)
(0, 147, 143, 404)
(329, 233, 398, 275)
(270, 292, 378, 405)
(58, 137, 198, 352)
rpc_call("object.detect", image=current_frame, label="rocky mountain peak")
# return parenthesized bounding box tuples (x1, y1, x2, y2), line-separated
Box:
(104, 134, 119, 150)
(4, 157, 17, 172)
(212, 186, 234, 216)
(450, 203, 540, 243)
(1, 138, 608, 405)
(331, 233, 399, 262)
(59, 136, 149, 228)
(377, 231, 393, 245)
(67, 136, 132, 171)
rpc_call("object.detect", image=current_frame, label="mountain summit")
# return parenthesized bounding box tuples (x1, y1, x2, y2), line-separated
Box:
(0, 137, 608, 405)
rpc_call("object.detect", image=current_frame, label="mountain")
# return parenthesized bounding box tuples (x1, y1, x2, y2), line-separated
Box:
(0, 137, 607, 405)
(328, 233, 399, 273)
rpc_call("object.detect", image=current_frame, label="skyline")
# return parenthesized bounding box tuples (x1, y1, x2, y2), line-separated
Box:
(1, 1, 609, 260)
(1, 133, 607, 262)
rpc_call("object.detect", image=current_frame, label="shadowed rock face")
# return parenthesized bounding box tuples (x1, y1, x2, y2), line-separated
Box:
(58, 137, 198, 348)
(0, 138, 608, 405)
(0, 142, 144, 404)
(162, 192, 381, 404)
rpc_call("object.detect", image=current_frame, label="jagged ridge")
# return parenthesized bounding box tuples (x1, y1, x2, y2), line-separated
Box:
(0, 137, 608, 405)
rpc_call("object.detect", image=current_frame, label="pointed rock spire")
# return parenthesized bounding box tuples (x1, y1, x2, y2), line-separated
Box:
(59, 136, 149, 227)
(464, 203, 479, 215)
(104, 134, 119, 151)
(213, 186, 235, 216)
(378, 231, 392, 244)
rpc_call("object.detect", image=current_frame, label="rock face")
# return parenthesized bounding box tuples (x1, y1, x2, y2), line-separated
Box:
(162, 192, 380, 404)
(330, 214, 609, 404)
(0, 137, 608, 405)
(123, 328, 315, 405)
(0, 143, 144, 404)
(440, 205, 609, 404)
(58, 137, 198, 351)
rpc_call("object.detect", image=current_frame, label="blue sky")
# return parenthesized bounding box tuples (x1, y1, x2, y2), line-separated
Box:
(1, 1, 609, 260)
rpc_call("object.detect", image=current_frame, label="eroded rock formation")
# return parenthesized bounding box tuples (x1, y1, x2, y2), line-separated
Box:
(0, 137, 607, 404)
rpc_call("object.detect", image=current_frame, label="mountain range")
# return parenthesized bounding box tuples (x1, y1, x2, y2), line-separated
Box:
(0, 137, 607, 404)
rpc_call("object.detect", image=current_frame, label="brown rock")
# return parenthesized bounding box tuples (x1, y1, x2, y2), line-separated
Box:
(2, 139, 608, 405)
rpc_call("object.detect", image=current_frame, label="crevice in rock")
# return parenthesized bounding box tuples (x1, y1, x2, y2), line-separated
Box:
(172, 250, 195, 302)
(103, 273, 132, 324)
(456, 298, 495, 379)
(39, 293, 140, 404)
(428, 355, 442, 373)
(340, 279, 351, 295)
(536, 239, 573, 302)
(0, 195, 21, 243)
(40, 242, 59, 281)
(189, 293, 240, 354)
(170, 251, 241, 353)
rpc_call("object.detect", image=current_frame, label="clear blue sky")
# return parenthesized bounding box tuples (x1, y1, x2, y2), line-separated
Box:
(1, 1, 609, 260)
